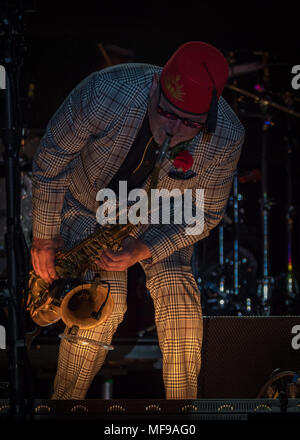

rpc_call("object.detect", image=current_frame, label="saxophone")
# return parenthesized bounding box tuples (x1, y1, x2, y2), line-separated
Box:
(27, 134, 171, 331)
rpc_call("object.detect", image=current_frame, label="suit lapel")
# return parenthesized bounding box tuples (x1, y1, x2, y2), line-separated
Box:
(94, 105, 147, 190)
(157, 156, 173, 182)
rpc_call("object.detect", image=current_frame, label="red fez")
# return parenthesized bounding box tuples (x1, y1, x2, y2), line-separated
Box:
(160, 41, 229, 115)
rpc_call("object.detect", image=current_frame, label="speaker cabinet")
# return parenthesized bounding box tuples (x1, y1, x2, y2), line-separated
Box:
(198, 316, 300, 398)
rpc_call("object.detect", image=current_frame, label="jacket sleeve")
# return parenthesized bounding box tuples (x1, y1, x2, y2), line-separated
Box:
(139, 131, 245, 264)
(32, 73, 111, 239)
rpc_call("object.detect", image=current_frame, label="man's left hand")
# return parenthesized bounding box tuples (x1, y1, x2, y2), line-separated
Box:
(94, 236, 152, 271)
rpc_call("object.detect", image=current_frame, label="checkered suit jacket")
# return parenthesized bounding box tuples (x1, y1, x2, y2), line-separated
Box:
(32, 63, 244, 264)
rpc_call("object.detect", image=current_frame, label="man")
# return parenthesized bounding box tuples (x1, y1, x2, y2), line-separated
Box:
(31, 41, 244, 399)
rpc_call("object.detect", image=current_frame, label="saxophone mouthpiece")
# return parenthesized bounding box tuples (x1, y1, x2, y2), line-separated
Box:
(165, 133, 172, 144)
(158, 134, 171, 162)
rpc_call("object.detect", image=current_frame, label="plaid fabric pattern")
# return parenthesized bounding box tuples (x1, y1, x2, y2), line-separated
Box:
(52, 246, 202, 400)
(32, 63, 244, 399)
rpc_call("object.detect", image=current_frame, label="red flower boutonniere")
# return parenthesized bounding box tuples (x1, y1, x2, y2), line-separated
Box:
(168, 142, 194, 173)
(173, 150, 194, 172)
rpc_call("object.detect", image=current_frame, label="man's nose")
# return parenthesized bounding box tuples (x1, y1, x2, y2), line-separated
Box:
(166, 118, 182, 134)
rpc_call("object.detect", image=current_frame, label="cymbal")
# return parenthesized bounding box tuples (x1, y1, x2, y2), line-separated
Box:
(228, 61, 264, 78)
(236, 110, 266, 119)
(226, 84, 300, 119)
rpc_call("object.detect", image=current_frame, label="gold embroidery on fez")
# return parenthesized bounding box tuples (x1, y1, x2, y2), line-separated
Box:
(164, 74, 185, 102)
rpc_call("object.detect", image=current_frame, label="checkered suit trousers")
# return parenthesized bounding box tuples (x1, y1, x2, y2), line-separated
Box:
(51, 245, 202, 400)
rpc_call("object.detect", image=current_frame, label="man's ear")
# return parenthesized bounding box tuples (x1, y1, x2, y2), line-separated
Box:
(149, 73, 160, 98)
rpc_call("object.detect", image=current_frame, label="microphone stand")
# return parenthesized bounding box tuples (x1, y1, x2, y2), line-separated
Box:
(0, 7, 31, 419)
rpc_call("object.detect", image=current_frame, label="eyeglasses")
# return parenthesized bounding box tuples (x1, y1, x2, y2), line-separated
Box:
(156, 104, 207, 130)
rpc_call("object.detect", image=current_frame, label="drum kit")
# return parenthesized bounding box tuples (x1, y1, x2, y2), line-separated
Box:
(193, 50, 300, 317)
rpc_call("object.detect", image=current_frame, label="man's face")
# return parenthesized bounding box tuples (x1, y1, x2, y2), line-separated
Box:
(148, 74, 207, 148)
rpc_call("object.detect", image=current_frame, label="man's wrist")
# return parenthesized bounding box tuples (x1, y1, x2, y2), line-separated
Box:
(137, 239, 152, 261)
(32, 235, 64, 250)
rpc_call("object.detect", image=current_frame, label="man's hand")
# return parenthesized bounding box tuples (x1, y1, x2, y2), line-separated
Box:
(31, 236, 64, 284)
(95, 236, 152, 271)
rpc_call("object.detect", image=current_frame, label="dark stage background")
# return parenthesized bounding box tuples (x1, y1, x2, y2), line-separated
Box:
(0, 1, 300, 401)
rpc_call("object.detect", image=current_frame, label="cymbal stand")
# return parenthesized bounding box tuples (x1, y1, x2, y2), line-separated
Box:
(282, 95, 299, 311)
(226, 75, 247, 313)
(225, 71, 241, 310)
(229, 68, 241, 301)
(232, 170, 240, 298)
(218, 219, 225, 296)
(257, 105, 274, 315)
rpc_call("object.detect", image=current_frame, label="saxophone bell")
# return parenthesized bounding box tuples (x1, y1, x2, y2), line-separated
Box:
(60, 280, 113, 330)
(28, 272, 114, 330)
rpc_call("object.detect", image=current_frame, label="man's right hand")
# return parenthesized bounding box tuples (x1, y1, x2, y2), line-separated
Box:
(31, 236, 64, 284)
